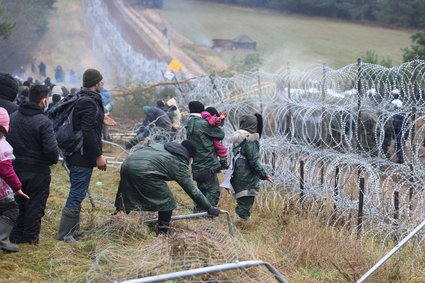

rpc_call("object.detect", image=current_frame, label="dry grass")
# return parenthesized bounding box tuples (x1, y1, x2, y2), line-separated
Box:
(0, 157, 424, 281)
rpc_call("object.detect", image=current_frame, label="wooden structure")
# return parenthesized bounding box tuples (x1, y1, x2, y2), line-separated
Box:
(212, 34, 257, 51)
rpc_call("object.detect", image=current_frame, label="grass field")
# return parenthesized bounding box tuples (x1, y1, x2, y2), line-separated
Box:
(0, 146, 424, 282)
(160, 0, 415, 70)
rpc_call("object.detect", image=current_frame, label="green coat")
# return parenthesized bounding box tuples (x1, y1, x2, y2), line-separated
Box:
(230, 130, 267, 198)
(114, 143, 211, 212)
(186, 115, 224, 173)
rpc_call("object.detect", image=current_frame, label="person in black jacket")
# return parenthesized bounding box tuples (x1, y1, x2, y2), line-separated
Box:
(56, 68, 107, 242)
(7, 85, 59, 244)
(0, 73, 19, 115)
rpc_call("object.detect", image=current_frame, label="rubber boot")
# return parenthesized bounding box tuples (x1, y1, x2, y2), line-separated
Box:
(157, 221, 170, 235)
(55, 207, 80, 243)
(0, 216, 19, 252)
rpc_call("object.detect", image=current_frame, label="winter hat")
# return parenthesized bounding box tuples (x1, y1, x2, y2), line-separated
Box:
(205, 107, 219, 116)
(239, 114, 258, 134)
(156, 100, 166, 108)
(0, 107, 10, 133)
(83, 68, 103, 87)
(188, 101, 204, 113)
(52, 94, 61, 103)
(181, 140, 197, 158)
(143, 106, 152, 114)
(0, 72, 19, 101)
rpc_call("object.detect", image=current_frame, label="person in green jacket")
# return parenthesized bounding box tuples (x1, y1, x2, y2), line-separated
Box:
(223, 114, 273, 219)
(186, 101, 225, 211)
(114, 140, 221, 234)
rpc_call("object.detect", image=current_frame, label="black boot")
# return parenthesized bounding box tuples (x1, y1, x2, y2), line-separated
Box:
(0, 216, 19, 252)
(55, 207, 80, 243)
(157, 221, 170, 235)
(157, 210, 172, 235)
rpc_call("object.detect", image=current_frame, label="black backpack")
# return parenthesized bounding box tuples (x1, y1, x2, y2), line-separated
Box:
(47, 94, 83, 156)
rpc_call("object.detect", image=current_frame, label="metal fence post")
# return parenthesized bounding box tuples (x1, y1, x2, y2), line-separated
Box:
(300, 159, 305, 202)
(333, 166, 340, 213)
(393, 190, 400, 242)
(357, 171, 365, 239)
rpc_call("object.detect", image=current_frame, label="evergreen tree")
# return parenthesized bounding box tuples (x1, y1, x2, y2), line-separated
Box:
(0, 7, 15, 40)
(402, 30, 425, 62)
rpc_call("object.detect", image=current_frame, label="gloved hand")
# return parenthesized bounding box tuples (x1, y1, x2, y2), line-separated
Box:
(207, 206, 221, 217)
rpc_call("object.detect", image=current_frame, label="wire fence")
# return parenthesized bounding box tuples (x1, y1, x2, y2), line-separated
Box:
(169, 60, 425, 251)
(47, 59, 425, 281)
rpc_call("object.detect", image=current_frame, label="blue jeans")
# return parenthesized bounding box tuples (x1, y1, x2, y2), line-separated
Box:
(65, 166, 93, 210)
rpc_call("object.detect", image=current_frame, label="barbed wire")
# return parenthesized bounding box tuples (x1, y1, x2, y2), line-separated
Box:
(166, 61, 425, 251)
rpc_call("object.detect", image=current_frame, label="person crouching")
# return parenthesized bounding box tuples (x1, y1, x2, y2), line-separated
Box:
(114, 140, 220, 234)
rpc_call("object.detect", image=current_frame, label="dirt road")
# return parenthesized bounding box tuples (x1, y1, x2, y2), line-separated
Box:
(114, 0, 207, 77)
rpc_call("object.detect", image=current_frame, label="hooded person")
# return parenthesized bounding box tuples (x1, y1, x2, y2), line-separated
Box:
(114, 140, 220, 234)
(221, 114, 272, 220)
(391, 99, 409, 163)
(126, 100, 173, 149)
(0, 73, 19, 114)
(49, 85, 63, 105)
(186, 101, 225, 212)
(0, 107, 29, 252)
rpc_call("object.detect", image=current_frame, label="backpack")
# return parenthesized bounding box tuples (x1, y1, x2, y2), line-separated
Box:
(47, 94, 83, 156)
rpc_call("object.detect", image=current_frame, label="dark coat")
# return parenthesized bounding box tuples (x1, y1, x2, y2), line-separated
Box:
(144, 106, 171, 129)
(8, 103, 59, 174)
(0, 99, 18, 115)
(65, 88, 104, 167)
(115, 143, 211, 212)
(186, 114, 224, 173)
(0, 72, 19, 114)
(230, 130, 267, 198)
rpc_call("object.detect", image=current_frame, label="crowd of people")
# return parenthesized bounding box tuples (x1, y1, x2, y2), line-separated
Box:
(16, 61, 79, 86)
(0, 67, 273, 253)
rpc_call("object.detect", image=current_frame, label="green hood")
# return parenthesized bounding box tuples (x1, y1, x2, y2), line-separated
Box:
(239, 115, 258, 134)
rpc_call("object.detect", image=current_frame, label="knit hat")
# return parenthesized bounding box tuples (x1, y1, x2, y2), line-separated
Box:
(0, 107, 10, 133)
(0, 72, 19, 101)
(181, 140, 197, 158)
(83, 68, 103, 88)
(205, 107, 219, 116)
(239, 114, 258, 134)
(188, 101, 204, 113)
(52, 94, 61, 103)
(156, 100, 166, 108)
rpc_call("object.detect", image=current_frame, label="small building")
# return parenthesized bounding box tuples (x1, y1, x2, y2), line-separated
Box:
(211, 34, 257, 51)
(233, 34, 256, 50)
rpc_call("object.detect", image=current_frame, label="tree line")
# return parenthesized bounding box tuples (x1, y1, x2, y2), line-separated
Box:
(197, 0, 425, 29)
